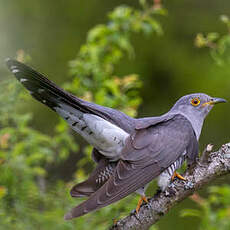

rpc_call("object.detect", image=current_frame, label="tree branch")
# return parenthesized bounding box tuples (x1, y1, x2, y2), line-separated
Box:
(110, 143, 230, 230)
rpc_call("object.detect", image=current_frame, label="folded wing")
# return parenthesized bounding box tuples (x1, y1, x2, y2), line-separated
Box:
(65, 114, 198, 219)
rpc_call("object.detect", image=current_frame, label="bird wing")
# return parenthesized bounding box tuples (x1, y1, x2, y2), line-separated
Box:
(70, 157, 116, 197)
(134, 113, 176, 130)
(6, 59, 135, 134)
(64, 114, 198, 219)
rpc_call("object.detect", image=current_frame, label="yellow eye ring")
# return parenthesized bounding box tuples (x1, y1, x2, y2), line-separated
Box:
(191, 98, 200, 106)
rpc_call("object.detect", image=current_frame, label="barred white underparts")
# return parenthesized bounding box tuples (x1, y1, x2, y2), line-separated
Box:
(158, 154, 186, 191)
(166, 155, 185, 176)
(96, 164, 114, 184)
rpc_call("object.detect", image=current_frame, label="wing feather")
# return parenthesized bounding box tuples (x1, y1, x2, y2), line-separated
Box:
(65, 114, 199, 219)
(70, 158, 116, 197)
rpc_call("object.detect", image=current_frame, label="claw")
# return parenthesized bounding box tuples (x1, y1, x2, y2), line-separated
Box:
(136, 195, 148, 213)
(171, 171, 186, 181)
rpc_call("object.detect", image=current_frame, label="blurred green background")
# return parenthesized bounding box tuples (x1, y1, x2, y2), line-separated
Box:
(0, 0, 230, 230)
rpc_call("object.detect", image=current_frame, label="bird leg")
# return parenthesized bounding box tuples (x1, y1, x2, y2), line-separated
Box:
(171, 171, 186, 181)
(136, 195, 148, 213)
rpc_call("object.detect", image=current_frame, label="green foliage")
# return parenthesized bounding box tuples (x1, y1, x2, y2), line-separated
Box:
(0, 80, 78, 230)
(0, 1, 164, 229)
(195, 15, 230, 65)
(68, 3, 165, 115)
(67, 1, 165, 172)
(181, 186, 230, 230)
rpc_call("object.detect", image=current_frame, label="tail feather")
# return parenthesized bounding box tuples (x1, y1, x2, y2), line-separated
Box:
(6, 59, 135, 133)
(6, 59, 90, 113)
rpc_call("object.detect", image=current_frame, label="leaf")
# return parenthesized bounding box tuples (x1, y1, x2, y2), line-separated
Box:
(180, 209, 202, 217)
(207, 33, 219, 42)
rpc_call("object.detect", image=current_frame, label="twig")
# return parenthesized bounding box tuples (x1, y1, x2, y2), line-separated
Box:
(200, 143, 214, 163)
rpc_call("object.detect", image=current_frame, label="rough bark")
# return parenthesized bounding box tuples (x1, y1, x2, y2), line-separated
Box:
(110, 143, 230, 230)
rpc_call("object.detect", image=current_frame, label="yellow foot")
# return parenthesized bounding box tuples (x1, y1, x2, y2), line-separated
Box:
(136, 195, 148, 213)
(172, 171, 186, 181)
(113, 219, 118, 225)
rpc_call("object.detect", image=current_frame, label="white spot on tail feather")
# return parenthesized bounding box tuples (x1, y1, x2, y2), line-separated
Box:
(20, 78, 27, 83)
(12, 69, 20, 73)
(38, 89, 45, 93)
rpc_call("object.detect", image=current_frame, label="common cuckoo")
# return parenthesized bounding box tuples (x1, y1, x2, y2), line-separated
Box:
(6, 59, 226, 220)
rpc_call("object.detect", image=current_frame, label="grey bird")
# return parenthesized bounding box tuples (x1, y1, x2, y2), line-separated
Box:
(6, 59, 226, 220)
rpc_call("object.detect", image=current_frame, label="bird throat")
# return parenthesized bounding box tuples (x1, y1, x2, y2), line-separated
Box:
(179, 112, 204, 140)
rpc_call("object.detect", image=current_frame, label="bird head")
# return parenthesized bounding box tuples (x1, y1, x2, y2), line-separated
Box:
(170, 93, 227, 138)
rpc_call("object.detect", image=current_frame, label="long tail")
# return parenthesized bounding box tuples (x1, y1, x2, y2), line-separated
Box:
(6, 58, 134, 133)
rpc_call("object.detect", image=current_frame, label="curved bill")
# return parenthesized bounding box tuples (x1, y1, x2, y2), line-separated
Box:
(212, 97, 227, 104)
(202, 97, 227, 107)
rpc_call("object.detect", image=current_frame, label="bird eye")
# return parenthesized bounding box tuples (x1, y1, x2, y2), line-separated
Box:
(191, 98, 200, 107)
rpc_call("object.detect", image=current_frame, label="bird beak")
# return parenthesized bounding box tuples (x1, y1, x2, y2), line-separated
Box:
(212, 97, 227, 104)
(202, 97, 227, 107)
